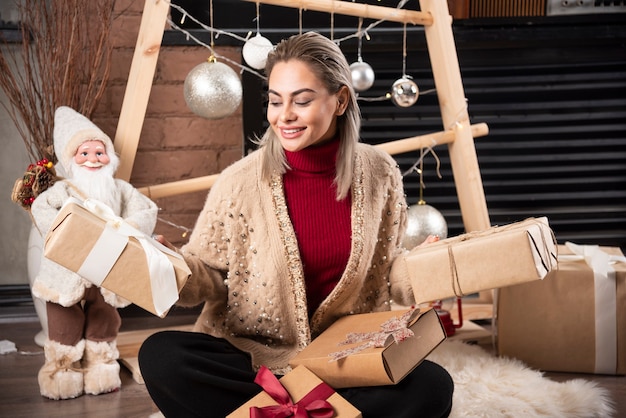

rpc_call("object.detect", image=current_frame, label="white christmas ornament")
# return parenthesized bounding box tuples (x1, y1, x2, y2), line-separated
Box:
(401, 203, 448, 250)
(184, 60, 242, 120)
(242, 34, 273, 70)
(350, 60, 375, 92)
(391, 76, 419, 108)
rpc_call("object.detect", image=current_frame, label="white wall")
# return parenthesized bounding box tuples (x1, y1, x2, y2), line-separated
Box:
(0, 44, 33, 286)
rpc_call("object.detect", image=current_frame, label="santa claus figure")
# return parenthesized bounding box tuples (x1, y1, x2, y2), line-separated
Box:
(30, 106, 158, 400)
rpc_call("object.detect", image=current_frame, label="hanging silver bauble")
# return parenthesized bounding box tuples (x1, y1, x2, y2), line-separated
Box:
(183, 60, 242, 120)
(391, 76, 419, 108)
(242, 34, 274, 70)
(350, 60, 375, 92)
(401, 203, 448, 250)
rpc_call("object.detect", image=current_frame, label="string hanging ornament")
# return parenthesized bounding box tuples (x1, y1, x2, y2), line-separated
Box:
(349, 18, 375, 93)
(330, 0, 335, 40)
(391, 23, 419, 108)
(401, 147, 448, 250)
(183, 0, 243, 120)
(242, 1, 273, 70)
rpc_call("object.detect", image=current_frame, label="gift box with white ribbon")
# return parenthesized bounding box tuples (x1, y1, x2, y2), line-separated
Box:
(497, 243, 626, 375)
(44, 198, 190, 318)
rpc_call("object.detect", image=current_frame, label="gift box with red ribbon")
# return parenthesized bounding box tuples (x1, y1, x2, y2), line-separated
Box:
(289, 308, 446, 388)
(227, 365, 361, 418)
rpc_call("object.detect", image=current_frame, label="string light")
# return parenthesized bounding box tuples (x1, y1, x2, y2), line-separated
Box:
(402, 145, 442, 181)
(167, 0, 413, 75)
(156, 215, 191, 239)
(447, 99, 469, 131)
(167, 3, 266, 80)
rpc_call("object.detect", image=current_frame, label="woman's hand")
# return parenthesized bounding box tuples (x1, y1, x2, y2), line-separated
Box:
(152, 234, 176, 251)
(417, 234, 440, 248)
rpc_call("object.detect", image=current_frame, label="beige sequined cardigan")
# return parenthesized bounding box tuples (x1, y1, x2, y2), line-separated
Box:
(177, 143, 415, 374)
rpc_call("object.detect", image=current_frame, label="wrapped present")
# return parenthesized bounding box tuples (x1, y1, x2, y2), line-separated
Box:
(497, 242, 626, 375)
(227, 365, 362, 418)
(44, 197, 190, 317)
(289, 308, 446, 388)
(396, 216, 557, 304)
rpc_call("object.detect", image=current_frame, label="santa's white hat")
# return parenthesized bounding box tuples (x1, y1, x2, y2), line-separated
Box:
(53, 106, 119, 174)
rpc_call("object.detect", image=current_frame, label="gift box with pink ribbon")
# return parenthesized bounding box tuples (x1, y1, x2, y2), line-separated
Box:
(497, 243, 626, 375)
(227, 365, 362, 418)
(289, 308, 446, 388)
(43, 198, 190, 317)
(394, 216, 558, 304)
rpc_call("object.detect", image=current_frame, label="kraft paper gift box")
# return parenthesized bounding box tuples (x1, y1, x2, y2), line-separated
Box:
(227, 365, 362, 418)
(289, 308, 446, 388)
(497, 242, 626, 375)
(396, 216, 557, 304)
(43, 198, 191, 318)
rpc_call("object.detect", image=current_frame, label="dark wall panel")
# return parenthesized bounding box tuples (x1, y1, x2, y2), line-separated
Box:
(239, 14, 626, 251)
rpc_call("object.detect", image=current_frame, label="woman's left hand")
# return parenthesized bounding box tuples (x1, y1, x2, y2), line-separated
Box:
(417, 234, 440, 248)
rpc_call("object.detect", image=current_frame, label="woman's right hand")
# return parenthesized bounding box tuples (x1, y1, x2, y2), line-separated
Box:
(153, 234, 176, 251)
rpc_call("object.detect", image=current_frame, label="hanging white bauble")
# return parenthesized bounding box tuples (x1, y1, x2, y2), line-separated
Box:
(401, 203, 448, 250)
(242, 34, 274, 70)
(391, 76, 419, 108)
(350, 60, 375, 92)
(184, 60, 242, 120)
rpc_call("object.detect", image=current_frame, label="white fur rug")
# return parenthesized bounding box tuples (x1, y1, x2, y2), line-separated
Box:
(426, 340, 615, 418)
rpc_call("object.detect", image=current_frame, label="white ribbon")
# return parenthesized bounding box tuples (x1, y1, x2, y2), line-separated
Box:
(564, 241, 625, 374)
(68, 197, 180, 317)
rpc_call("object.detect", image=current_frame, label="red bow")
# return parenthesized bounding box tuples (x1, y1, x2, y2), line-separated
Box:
(250, 366, 335, 418)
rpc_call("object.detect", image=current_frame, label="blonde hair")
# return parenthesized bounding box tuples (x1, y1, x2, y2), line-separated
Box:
(256, 32, 360, 201)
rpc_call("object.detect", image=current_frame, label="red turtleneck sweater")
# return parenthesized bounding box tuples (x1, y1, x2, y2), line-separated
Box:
(283, 139, 352, 316)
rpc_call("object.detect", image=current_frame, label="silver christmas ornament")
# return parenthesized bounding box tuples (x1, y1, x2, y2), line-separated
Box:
(401, 203, 448, 250)
(391, 76, 419, 108)
(242, 34, 273, 70)
(184, 59, 242, 120)
(350, 60, 375, 92)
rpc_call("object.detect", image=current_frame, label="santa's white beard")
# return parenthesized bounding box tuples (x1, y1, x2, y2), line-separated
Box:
(68, 162, 121, 212)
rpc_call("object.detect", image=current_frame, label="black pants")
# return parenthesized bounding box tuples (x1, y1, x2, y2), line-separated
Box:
(138, 331, 454, 418)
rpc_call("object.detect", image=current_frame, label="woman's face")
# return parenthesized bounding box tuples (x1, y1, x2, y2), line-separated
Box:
(267, 59, 348, 152)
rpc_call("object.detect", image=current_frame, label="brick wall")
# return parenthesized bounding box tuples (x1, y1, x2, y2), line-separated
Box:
(94, 0, 244, 247)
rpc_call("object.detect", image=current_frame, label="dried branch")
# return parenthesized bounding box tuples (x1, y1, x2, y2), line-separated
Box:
(0, 0, 116, 163)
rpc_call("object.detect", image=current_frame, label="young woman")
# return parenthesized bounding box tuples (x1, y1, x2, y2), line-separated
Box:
(139, 32, 453, 417)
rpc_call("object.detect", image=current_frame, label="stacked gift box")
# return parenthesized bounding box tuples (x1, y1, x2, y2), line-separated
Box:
(497, 243, 626, 375)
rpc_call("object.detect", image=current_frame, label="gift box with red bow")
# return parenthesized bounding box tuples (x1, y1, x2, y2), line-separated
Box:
(227, 365, 361, 418)
(289, 308, 446, 388)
